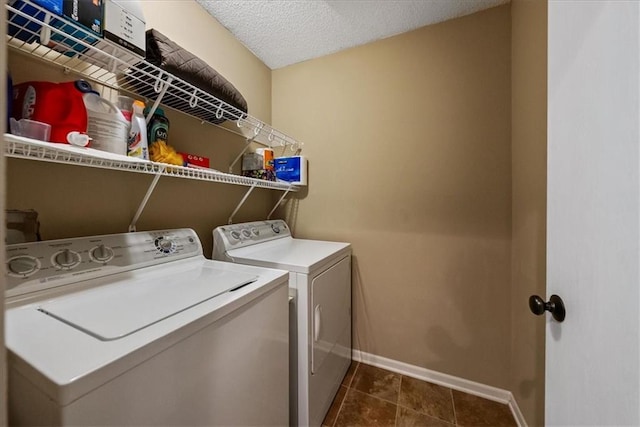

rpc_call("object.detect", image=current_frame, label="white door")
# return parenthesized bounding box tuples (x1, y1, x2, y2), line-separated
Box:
(1, 0, 7, 423)
(546, 1, 639, 425)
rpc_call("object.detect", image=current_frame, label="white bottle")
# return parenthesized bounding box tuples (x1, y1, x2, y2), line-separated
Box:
(127, 100, 149, 160)
(83, 92, 129, 155)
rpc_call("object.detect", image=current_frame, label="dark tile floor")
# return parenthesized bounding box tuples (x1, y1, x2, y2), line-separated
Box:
(323, 362, 517, 427)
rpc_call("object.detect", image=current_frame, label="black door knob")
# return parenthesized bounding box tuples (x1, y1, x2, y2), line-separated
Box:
(529, 294, 566, 322)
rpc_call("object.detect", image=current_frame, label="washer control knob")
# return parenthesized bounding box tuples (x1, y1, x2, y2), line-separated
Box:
(271, 224, 281, 234)
(242, 229, 252, 238)
(230, 231, 241, 240)
(90, 244, 113, 263)
(8, 256, 39, 276)
(155, 237, 176, 254)
(54, 249, 80, 269)
(251, 228, 260, 237)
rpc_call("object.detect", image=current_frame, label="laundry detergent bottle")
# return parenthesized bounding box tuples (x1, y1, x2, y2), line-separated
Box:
(83, 90, 129, 154)
(12, 80, 89, 144)
(147, 107, 170, 146)
(127, 100, 149, 160)
(146, 107, 183, 166)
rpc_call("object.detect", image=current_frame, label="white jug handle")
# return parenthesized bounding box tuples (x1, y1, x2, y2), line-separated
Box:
(67, 132, 91, 147)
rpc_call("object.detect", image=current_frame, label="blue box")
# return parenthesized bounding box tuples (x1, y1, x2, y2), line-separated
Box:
(8, 0, 101, 56)
(8, 0, 61, 44)
(275, 156, 308, 186)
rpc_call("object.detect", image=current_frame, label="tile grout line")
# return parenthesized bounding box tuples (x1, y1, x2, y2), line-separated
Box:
(348, 362, 359, 388)
(394, 403, 400, 427)
(450, 388, 458, 426)
(332, 362, 359, 426)
(393, 377, 458, 426)
(395, 375, 404, 427)
(331, 389, 347, 426)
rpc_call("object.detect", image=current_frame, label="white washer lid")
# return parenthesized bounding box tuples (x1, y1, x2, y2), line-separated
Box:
(38, 266, 257, 341)
(227, 238, 351, 274)
(6, 258, 288, 406)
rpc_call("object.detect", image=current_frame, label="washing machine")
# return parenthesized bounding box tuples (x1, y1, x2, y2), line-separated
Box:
(5, 228, 289, 426)
(213, 219, 351, 427)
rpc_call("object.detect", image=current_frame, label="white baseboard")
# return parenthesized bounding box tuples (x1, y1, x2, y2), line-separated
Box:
(508, 393, 528, 427)
(352, 350, 528, 427)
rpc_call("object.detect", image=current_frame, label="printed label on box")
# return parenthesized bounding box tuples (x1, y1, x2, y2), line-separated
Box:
(275, 156, 307, 186)
(178, 152, 210, 169)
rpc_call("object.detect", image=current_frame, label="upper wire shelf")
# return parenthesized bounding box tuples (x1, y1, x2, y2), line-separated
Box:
(4, 134, 298, 191)
(6, 0, 301, 150)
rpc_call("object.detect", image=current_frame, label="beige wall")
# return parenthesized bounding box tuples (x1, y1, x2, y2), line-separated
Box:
(273, 6, 513, 388)
(510, 0, 547, 425)
(6, 0, 275, 256)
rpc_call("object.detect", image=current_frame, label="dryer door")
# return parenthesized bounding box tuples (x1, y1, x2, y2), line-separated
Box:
(310, 255, 351, 374)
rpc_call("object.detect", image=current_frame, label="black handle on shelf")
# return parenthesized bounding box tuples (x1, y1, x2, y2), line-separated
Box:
(529, 294, 566, 322)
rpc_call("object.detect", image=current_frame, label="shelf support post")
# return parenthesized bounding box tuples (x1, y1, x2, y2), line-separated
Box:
(267, 185, 293, 220)
(145, 76, 174, 123)
(129, 166, 165, 232)
(228, 136, 257, 174)
(228, 184, 257, 225)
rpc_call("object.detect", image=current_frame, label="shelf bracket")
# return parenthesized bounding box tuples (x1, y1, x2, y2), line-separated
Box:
(228, 136, 257, 174)
(267, 185, 293, 220)
(145, 76, 174, 123)
(129, 166, 165, 232)
(228, 184, 257, 225)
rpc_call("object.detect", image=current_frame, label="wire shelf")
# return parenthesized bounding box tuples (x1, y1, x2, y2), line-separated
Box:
(6, 0, 301, 149)
(4, 134, 298, 192)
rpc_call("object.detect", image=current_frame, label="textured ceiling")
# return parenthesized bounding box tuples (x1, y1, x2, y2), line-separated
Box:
(196, 0, 509, 69)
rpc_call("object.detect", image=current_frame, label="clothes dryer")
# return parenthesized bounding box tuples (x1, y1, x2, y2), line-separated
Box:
(213, 220, 351, 427)
(5, 229, 289, 426)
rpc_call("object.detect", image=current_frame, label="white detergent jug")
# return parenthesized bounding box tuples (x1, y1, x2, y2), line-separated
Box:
(83, 92, 129, 155)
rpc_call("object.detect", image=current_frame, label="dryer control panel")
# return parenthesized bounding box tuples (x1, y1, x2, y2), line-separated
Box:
(212, 220, 291, 260)
(6, 229, 202, 298)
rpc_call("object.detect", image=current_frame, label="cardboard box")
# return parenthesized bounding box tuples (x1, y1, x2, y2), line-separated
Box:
(275, 156, 308, 186)
(242, 153, 263, 171)
(24, 0, 61, 14)
(242, 151, 276, 181)
(179, 152, 210, 169)
(8, 0, 100, 56)
(81, 0, 145, 68)
(62, 0, 103, 36)
(242, 169, 276, 181)
(101, 0, 145, 58)
(8, 0, 59, 44)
